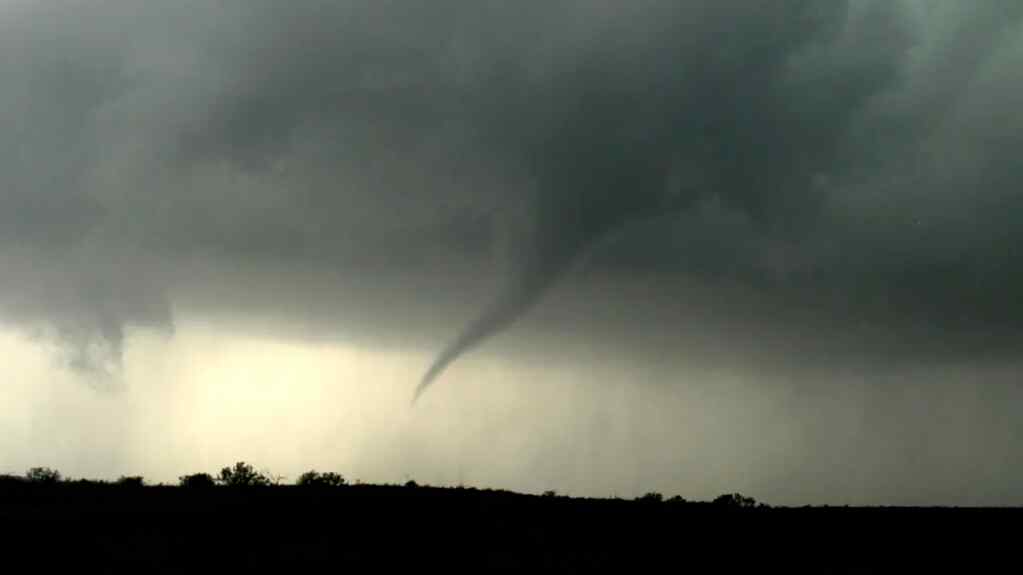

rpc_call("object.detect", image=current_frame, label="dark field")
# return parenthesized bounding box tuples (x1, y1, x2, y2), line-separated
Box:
(0, 480, 1011, 573)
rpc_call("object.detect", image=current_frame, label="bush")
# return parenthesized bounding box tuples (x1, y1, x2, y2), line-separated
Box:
(712, 493, 757, 509)
(25, 467, 61, 484)
(117, 476, 145, 487)
(297, 471, 347, 487)
(217, 462, 271, 487)
(179, 473, 216, 488)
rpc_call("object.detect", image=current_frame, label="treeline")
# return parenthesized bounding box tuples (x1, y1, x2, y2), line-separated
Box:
(1, 462, 346, 489)
(1, 462, 765, 508)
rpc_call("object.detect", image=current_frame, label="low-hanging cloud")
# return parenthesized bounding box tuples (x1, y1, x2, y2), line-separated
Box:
(1, 0, 1022, 393)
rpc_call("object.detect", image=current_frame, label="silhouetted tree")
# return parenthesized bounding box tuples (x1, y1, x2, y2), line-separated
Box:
(637, 492, 664, 503)
(297, 471, 347, 487)
(217, 462, 271, 487)
(117, 475, 145, 487)
(404, 479, 419, 488)
(712, 493, 757, 508)
(542, 490, 558, 498)
(178, 473, 216, 488)
(25, 467, 61, 484)
(667, 495, 688, 504)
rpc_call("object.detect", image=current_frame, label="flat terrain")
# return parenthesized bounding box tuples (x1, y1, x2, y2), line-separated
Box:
(0, 482, 1013, 573)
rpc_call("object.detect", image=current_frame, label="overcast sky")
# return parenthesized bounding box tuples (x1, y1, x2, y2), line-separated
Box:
(2, 0, 1022, 506)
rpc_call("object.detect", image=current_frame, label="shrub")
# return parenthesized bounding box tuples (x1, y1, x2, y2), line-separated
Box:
(216, 462, 271, 487)
(25, 467, 61, 484)
(117, 476, 145, 487)
(637, 492, 664, 503)
(712, 493, 757, 509)
(297, 471, 347, 487)
(179, 473, 216, 488)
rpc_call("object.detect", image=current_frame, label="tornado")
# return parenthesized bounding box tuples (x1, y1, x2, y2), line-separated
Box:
(412, 209, 584, 404)
(412, 181, 687, 404)
(412, 272, 556, 405)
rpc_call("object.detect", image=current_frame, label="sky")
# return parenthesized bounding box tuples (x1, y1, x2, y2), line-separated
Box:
(1, 0, 1022, 506)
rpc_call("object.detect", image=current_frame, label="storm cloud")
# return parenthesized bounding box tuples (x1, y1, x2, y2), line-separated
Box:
(1, 1, 1022, 503)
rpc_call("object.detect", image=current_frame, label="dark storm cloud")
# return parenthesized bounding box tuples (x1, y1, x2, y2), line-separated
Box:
(0, 2, 169, 378)
(169, 0, 918, 397)
(1, 1, 1021, 384)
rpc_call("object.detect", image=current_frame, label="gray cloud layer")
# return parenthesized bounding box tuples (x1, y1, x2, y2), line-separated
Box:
(2, 1, 1022, 385)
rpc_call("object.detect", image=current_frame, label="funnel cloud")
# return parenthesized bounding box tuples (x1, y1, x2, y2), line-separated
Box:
(414, 0, 914, 398)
